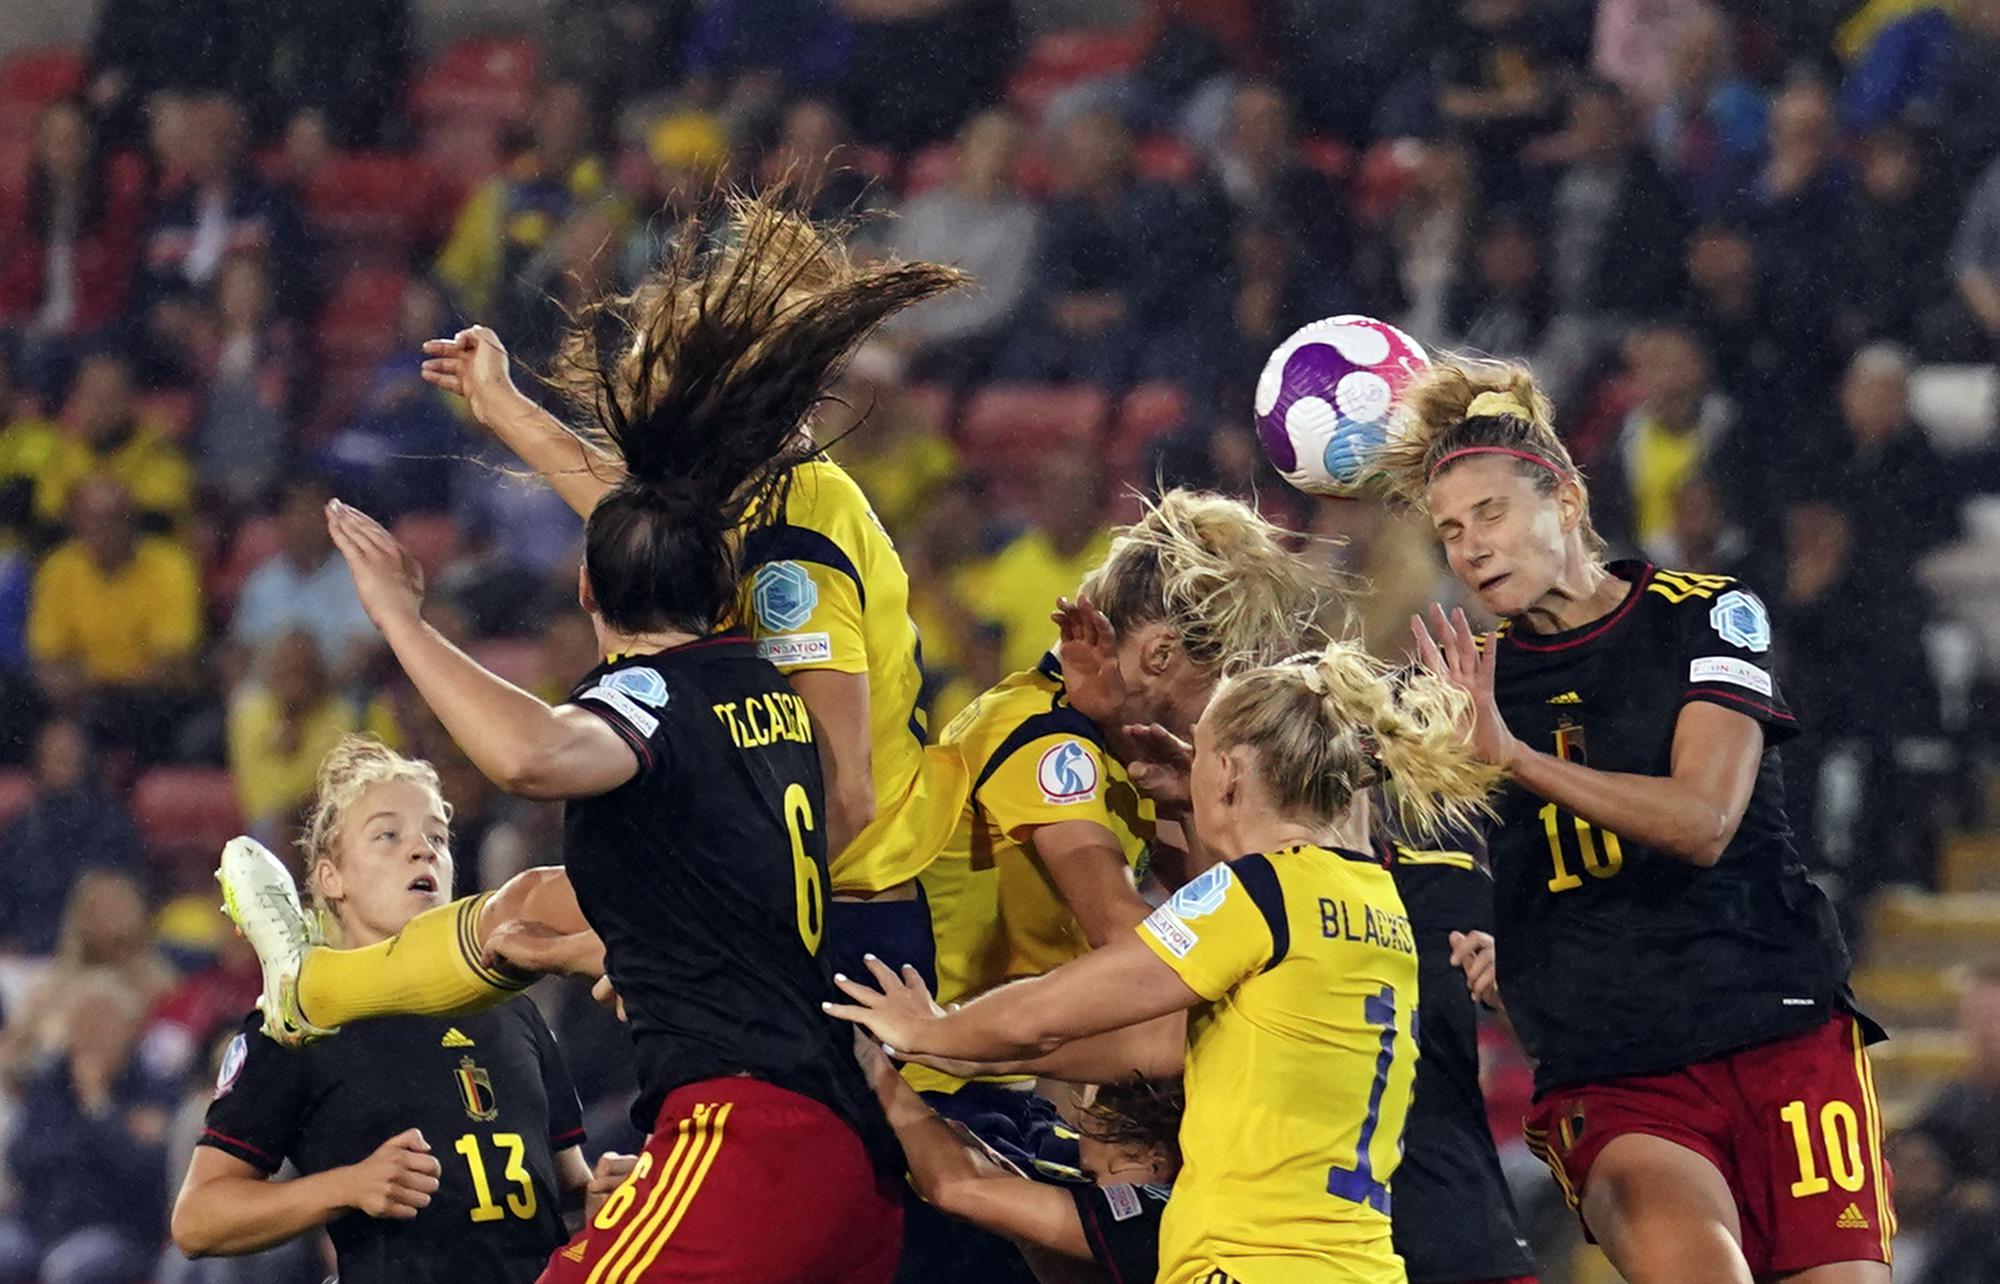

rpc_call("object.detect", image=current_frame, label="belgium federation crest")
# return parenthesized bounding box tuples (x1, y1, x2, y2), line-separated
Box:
(455, 1056, 498, 1122)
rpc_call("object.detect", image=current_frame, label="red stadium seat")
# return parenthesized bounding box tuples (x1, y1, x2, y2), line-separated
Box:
(1135, 135, 1200, 186)
(960, 384, 1109, 503)
(0, 771, 33, 832)
(1298, 137, 1354, 182)
(306, 153, 440, 253)
(318, 266, 410, 367)
(408, 36, 539, 125)
(1351, 138, 1425, 227)
(0, 48, 84, 111)
(211, 514, 284, 618)
(903, 143, 957, 200)
(1006, 28, 1148, 120)
(848, 146, 897, 186)
(1110, 381, 1190, 472)
(133, 768, 245, 887)
(392, 513, 464, 581)
(470, 638, 545, 690)
(421, 117, 507, 201)
(905, 384, 957, 437)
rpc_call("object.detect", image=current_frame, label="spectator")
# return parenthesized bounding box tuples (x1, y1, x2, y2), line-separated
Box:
(317, 278, 466, 518)
(448, 460, 583, 636)
(0, 345, 76, 549)
(1648, 6, 1767, 215)
(1445, 204, 1551, 358)
(1592, 0, 1713, 109)
(1752, 78, 1851, 333)
(1182, 216, 1337, 399)
(616, 111, 729, 290)
(969, 448, 1111, 674)
(1186, 83, 1350, 285)
(1651, 473, 1747, 579)
(1681, 217, 1835, 438)
(1884, 1126, 2000, 1284)
(1592, 320, 1750, 558)
(1432, 0, 1566, 194)
(1837, 0, 1966, 133)
(27, 477, 202, 707)
(233, 0, 411, 147)
(0, 101, 147, 374)
(0, 719, 143, 957)
(900, 477, 1000, 726)
(884, 108, 1040, 386)
(226, 631, 358, 846)
(1366, 140, 1480, 345)
(229, 475, 378, 684)
(1919, 963, 2000, 1184)
(1272, 0, 1426, 139)
(191, 253, 300, 506)
(678, 0, 854, 103)
(0, 548, 28, 711)
(1838, 121, 1957, 351)
(1934, 0, 2000, 179)
(3, 871, 173, 1075)
(836, 0, 1017, 150)
(994, 109, 1190, 385)
(822, 346, 960, 540)
(756, 97, 886, 227)
(1829, 344, 1962, 579)
(0, 970, 176, 1284)
(137, 922, 259, 1086)
(138, 94, 312, 321)
(51, 348, 194, 532)
(84, 0, 234, 144)
(1536, 79, 1692, 398)
(434, 80, 626, 364)
(1949, 150, 2000, 359)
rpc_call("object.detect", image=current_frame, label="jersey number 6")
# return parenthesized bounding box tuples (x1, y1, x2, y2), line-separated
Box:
(785, 782, 824, 953)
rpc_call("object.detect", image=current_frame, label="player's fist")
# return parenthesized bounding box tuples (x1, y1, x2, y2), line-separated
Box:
(420, 325, 534, 434)
(583, 1152, 638, 1226)
(346, 1128, 442, 1220)
(1448, 930, 1503, 1012)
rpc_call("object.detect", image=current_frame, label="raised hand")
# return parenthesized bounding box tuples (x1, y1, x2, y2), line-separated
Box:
(326, 499, 425, 631)
(822, 956, 948, 1057)
(1121, 722, 1194, 808)
(344, 1129, 441, 1220)
(1411, 604, 1518, 769)
(420, 326, 535, 434)
(1448, 930, 1503, 1011)
(1052, 595, 1126, 723)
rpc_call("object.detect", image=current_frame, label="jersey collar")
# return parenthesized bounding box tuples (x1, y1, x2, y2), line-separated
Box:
(1502, 561, 1651, 653)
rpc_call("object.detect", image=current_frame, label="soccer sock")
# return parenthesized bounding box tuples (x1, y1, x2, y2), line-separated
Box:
(296, 893, 532, 1028)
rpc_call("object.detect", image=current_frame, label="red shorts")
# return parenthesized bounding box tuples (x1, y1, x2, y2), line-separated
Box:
(1523, 1014, 1894, 1277)
(539, 1077, 901, 1284)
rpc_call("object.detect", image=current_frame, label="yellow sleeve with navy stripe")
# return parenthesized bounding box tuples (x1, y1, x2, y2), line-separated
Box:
(973, 709, 1116, 839)
(741, 547, 868, 674)
(1137, 859, 1277, 1000)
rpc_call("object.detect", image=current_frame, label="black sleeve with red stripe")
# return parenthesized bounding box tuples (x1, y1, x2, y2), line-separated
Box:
(1069, 1182, 1167, 1284)
(197, 1012, 304, 1174)
(519, 1000, 587, 1152)
(1674, 584, 1798, 745)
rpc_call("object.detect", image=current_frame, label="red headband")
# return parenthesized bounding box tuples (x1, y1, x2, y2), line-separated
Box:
(1428, 446, 1567, 480)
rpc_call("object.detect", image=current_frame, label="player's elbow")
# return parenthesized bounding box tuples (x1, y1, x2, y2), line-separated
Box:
(1679, 808, 1738, 867)
(170, 1196, 221, 1258)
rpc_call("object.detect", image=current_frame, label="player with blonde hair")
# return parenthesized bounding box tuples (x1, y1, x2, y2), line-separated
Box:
(177, 737, 589, 1284)
(1379, 357, 1889, 1284)
(830, 640, 1498, 1284)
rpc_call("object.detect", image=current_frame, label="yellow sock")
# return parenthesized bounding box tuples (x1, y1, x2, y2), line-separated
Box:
(296, 893, 532, 1028)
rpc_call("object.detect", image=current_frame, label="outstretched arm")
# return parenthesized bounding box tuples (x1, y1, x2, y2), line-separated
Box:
(328, 500, 637, 800)
(421, 326, 624, 518)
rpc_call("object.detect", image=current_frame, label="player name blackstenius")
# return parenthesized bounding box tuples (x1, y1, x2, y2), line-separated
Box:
(711, 690, 815, 749)
(1319, 897, 1417, 956)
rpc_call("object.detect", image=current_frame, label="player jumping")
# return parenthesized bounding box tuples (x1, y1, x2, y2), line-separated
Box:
(1381, 360, 1891, 1284)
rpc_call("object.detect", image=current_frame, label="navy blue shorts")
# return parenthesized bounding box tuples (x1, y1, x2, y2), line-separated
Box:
(826, 888, 938, 993)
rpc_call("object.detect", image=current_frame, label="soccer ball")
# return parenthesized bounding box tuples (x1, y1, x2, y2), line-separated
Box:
(1254, 315, 1430, 498)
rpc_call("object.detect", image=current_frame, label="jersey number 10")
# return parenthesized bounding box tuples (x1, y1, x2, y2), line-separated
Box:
(1538, 803, 1624, 893)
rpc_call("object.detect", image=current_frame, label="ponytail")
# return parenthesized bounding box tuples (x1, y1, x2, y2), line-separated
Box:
(1206, 640, 1498, 838)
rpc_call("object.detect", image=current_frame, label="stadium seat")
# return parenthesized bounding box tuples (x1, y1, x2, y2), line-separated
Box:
(1298, 137, 1354, 182)
(0, 770, 33, 831)
(1110, 381, 1190, 472)
(132, 768, 244, 887)
(903, 143, 957, 199)
(1135, 135, 1200, 186)
(848, 146, 898, 186)
(318, 265, 410, 368)
(306, 153, 441, 253)
(420, 117, 507, 200)
(210, 514, 284, 618)
(905, 384, 957, 438)
(470, 638, 546, 690)
(1006, 28, 1147, 121)
(392, 513, 464, 581)
(1351, 138, 1425, 226)
(0, 47, 84, 112)
(960, 384, 1109, 503)
(408, 36, 539, 125)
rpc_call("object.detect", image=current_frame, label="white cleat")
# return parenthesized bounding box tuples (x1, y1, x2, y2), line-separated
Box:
(217, 836, 337, 1046)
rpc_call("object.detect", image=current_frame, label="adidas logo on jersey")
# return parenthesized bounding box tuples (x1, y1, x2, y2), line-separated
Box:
(1547, 691, 1582, 705)
(440, 1028, 475, 1048)
(1836, 1203, 1869, 1230)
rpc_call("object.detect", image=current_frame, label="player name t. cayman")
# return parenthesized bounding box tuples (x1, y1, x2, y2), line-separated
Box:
(711, 691, 815, 749)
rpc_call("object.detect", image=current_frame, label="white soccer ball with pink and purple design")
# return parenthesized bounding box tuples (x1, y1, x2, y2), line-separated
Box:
(1254, 315, 1430, 498)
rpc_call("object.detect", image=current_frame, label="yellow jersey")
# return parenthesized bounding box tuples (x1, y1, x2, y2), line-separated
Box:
(736, 458, 964, 894)
(1138, 845, 1420, 1284)
(911, 655, 1155, 1093)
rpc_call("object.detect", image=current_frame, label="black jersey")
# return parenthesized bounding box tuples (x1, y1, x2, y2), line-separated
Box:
(199, 1000, 582, 1284)
(1383, 837, 1536, 1284)
(1071, 1180, 1170, 1284)
(1487, 562, 1862, 1094)
(563, 638, 892, 1167)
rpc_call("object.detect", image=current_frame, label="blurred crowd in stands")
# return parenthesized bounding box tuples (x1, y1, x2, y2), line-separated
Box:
(0, 0, 1999, 1280)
